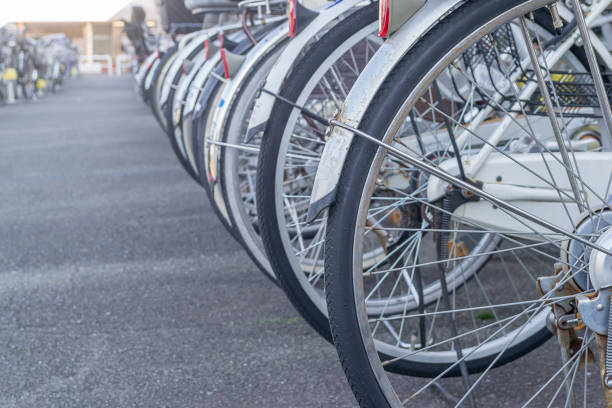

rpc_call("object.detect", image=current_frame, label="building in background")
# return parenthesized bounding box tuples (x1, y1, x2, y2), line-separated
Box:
(11, 0, 160, 63)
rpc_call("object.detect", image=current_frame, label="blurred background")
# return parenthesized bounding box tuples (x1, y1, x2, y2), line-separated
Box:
(1, 1, 160, 76)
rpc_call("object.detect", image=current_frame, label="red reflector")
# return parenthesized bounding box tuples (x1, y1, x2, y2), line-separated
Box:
(220, 48, 229, 79)
(379, 0, 390, 38)
(182, 61, 187, 75)
(288, 0, 296, 38)
(204, 39, 209, 60)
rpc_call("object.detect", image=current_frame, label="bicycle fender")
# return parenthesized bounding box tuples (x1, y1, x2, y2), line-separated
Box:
(307, 0, 463, 222)
(144, 55, 162, 92)
(207, 25, 290, 186)
(135, 52, 158, 86)
(385, 0, 427, 37)
(209, 24, 290, 150)
(182, 50, 219, 119)
(159, 32, 211, 108)
(245, 0, 366, 143)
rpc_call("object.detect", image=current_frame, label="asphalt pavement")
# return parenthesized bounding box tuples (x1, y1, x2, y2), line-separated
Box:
(0, 76, 356, 408)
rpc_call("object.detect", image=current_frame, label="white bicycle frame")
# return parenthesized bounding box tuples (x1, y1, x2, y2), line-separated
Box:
(308, 0, 612, 237)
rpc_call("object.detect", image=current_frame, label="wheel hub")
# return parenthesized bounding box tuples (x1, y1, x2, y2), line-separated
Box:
(567, 209, 612, 291)
(589, 228, 612, 291)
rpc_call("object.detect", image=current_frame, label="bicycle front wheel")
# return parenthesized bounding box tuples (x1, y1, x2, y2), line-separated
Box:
(326, 0, 611, 406)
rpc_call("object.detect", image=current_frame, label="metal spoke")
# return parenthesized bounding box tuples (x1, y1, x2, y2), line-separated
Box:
(570, 0, 612, 149)
(330, 118, 612, 257)
(519, 17, 585, 211)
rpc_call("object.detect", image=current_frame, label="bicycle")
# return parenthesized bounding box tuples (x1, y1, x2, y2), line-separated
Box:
(315, 0, 612, 405)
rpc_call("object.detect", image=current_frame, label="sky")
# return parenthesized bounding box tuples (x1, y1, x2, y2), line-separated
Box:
(1, 0, 132, 26)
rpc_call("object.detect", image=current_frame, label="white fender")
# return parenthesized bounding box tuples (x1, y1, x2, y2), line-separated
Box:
(307, 0, 465, 221)
(245, 0, 369, 142)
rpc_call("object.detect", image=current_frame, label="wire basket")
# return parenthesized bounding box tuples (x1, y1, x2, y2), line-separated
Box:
(457, 22, 612, 118)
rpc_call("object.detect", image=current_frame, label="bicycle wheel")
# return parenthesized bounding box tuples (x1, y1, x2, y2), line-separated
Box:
(192, 35, 267, 243)
(168, 50, 208, 171)
(197, 25, 282, 184)
(135, 51, 157, 101)
(255, 3, 380, 341)
(217, 41, 288, 283)
(326, 0, 611, 405)
(163, 36, 208, 183)
(150, 45, 178, 131)
(181, 48, 221, 179)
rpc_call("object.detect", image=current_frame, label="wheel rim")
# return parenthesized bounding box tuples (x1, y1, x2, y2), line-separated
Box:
(337, 1, 612, 405)
(273, 23, 384, 316)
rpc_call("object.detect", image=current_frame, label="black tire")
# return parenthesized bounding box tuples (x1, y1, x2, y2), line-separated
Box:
(149, 45, 178, 124)
(164, 42, 207, 183)
(193, 66, 241, 240)
(167, 24, 274, 184)
(191, 37, 259, 243)
(149, 45, 178, 133)
(191, 24, 282, 244)
(217, 42, 289, 286)
(325, 1, 554, 405)
(136, 56, 156, 102)
(256, 3, 379, 342)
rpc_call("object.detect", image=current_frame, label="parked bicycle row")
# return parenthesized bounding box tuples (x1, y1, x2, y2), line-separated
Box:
(130, 0, 612, 406)
(0, 26, 78, 105)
